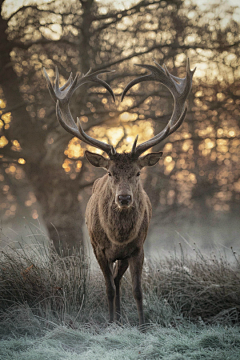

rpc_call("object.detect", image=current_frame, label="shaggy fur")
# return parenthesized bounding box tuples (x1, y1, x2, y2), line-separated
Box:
(85, 151, 161, 325)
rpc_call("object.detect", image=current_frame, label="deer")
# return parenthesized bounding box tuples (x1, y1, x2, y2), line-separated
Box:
(44, 59, 195, 327)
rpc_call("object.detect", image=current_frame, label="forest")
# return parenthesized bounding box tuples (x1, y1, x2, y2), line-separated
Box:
(0, 1, 240, 359)
(0, 0, 240, 254)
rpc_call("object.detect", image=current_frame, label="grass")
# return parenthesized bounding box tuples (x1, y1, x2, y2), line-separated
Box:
(143, 245, 240, 324)
(0, 225, 240, 358)
(1, 322, 240, 360)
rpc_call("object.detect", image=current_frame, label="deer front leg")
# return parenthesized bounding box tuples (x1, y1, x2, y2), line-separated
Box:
(113, 259, 129, 322)
(129, 250, 144, 326)
(94, 249, 115, 322)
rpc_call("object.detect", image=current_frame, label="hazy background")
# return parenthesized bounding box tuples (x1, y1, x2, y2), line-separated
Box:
(0, 0, 239, 260)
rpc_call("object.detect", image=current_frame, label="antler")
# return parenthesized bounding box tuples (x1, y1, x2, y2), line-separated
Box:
(121, 58, 196, 158)
(43, 67, 116, 158)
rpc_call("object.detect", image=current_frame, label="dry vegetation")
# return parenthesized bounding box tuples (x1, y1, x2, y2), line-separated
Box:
(1, 235, 240, 331)
(0, 231, 240, 359)
(143, 248, 240, 325)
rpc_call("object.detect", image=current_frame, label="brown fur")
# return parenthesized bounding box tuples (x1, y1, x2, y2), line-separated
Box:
(85, 151, 161, 326)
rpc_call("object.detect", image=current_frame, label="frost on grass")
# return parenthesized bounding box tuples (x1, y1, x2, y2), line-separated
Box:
(0, 322, 240, 360)
(1, 228, 240, 358)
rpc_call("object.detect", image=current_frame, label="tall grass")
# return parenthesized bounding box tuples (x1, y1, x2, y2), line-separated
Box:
(0, 226, 240, 337)
(143, 245, 240, 325)
(0, 237, 88, 326)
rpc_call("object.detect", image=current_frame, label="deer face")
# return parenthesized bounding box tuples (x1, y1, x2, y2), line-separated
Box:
(85, 151, 163, 209)
(108, 159, 140, 209)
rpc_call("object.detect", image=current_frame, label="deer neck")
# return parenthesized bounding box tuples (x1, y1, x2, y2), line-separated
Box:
(99, 181, 148, 245)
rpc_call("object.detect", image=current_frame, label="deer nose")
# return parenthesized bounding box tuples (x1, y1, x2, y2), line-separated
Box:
(118, 195, 132, 206)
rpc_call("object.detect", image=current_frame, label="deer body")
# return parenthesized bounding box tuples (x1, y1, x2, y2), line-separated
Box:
(85, 153, 153, 324)
(86, 175, 151, 252)
(86, 162, 151, 248)
(44, 58, 195, 326)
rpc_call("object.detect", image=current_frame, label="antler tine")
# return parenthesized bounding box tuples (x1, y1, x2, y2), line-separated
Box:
(44, 67, 116, 158)
(43, 67, 78, 103)
(76, 69, 115, 103)
(121, 70, 153, 102)
(131, 135, 139, 153)
(121, 58, 195, 158)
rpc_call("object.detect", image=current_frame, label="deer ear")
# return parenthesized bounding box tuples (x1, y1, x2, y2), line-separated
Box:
(137, 151, 163, 168)
(85, 150, 110, 169)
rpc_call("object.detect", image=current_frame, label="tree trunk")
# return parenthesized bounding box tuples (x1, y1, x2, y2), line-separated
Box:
(28, 164, 85, 255)
(0, 10, 85, 254)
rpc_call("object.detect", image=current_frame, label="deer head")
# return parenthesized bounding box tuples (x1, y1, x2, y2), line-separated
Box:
(44, 59, 195, 209)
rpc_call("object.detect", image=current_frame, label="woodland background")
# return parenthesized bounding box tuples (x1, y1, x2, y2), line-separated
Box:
(0, 0, 239, 256)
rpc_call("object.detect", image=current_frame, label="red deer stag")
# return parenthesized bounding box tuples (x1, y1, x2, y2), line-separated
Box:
(44, 59, 195, 326)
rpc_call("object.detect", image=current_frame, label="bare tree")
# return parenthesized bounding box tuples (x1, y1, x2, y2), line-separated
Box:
(0, 0, 239, 253)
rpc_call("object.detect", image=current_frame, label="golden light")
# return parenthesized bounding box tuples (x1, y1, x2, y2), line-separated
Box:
(87, 146, 103, 155)
(80, 116, 88, 123)
(189, 173, 197, 184)
(18, 158, 26, 164)
(0, 136, 8, 148)
(198, 125, 213, 137)
(62, 159, 72, 172)
(40, 23, 62, 41)
(217, 93, 225, 101)
(164, 162, 175, 175)
(120, 97, 134, 108)
(65, 138, 84, 159)
(126, 136, 132, 143)
(195, 91, 203, 97)
(106, 127, 124, 147)
(1, 113, 11, 130)
(120, 112, 138, 122)
(229, 130, 235, 137)
(177, 158, 186, 169)
(165, 156, 172, 164)
(8, 165, 16, 174)
(12, 139, 21, 151)
(0, 99, 6, 108)
(163, 143, 173, 152)
(205, 138, 215, 149)
(182, 140, 192, 152)
(76, 161, 82, 171)
(210, 151, 217, 161)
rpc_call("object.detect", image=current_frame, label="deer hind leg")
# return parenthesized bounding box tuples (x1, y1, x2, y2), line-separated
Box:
(113, 259, 129, 323)
(129, 250, 144, 326)
(94, 249, 115, 323)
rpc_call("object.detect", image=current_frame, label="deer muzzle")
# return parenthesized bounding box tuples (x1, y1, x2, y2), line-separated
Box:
(116, 193, 133, 209)
(118, 195, 131, 206)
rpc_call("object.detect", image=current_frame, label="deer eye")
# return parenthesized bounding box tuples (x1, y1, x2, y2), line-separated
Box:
(108, 172, 112, 177)
(136, 171, 141, 177)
